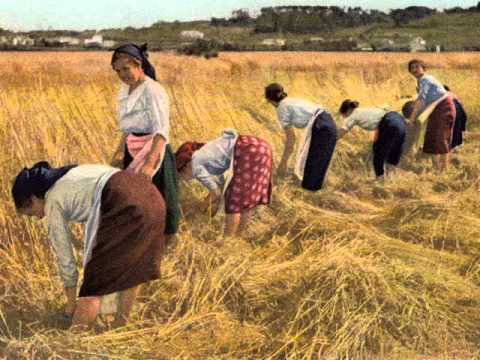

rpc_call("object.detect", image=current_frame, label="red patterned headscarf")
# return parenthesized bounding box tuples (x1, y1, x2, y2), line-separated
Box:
(175, 142, 205, 172)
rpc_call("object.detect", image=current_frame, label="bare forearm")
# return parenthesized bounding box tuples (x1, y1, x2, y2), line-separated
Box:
(280, 130, 296, 166)
(409, 100, 424, 123)
(280, 145, 293, 165)
(111, 134, 126, 163)
(144, 134, 166, 170)
(64, 287, 77, 315)
(337, 128, 348, 140)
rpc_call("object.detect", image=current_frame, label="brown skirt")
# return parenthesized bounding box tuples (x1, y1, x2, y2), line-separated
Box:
(423, 97, 456, 154)
(79, 171, 165, 297)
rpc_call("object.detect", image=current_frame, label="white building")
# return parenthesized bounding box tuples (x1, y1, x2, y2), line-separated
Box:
(58, 36, 81, 46)
(410, 37, 427, 52)
(12, 36, 34, 46)
(261, 38, 286, 47)
(0, 36, 8, 44)
(180, 30, 204, 40)
(84, 34, 103, 47)
(102, 40, 117, 49)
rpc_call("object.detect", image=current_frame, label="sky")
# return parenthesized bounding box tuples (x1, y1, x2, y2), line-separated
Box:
(0, 0, 477, 31)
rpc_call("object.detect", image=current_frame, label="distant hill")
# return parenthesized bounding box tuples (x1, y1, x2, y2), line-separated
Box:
(5, 5, 480, 52)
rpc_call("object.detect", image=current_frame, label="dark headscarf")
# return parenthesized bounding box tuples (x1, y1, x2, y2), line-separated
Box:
(111, 43, 156, 80)
(174, 142, 205, 172)
(12, 161, 77, 209)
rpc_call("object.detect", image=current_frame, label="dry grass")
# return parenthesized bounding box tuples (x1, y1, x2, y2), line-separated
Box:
(0, 51, 479, 359)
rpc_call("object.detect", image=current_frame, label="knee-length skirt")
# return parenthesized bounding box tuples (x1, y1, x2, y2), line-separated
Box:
(423, 97, 456, 154)
(79, 171, 166, 297)
(224, 136, 273, 214)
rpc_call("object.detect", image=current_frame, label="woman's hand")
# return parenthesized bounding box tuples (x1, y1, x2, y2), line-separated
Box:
(140, 164, 156, 179)
(277, 127, 295, 177)
(64, 302, 76, 317)
(202, 189, 222, 217)
(277, 161, 288, 177)
(110, 158, 123, 169)
(64, 287, 77, 317)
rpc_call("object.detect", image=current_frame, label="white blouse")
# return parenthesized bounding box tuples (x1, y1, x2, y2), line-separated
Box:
(342, 108, 388, 132)
(276, 98, 323, 129)
(44, 165, 117, 288)
(118, 77, 170, 143)
(191, 130, 238, 191)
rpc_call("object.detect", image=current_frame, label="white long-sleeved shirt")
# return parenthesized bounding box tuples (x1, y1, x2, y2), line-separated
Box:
(342, 108, 388, 132)
(191, 130, 237, 191)
(118, 77, 170, 142)
(44, 165, 115, 288)
(276, 98, 324, 129)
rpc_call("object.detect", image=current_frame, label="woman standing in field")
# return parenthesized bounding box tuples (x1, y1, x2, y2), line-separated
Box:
(175, 129, 273, 237)
(110, 43, 179, 242)
(11, 162, 166, 328)
(265, 83, 337, 191)
(406, 59, 456, 171)
(337, 100, 407, 179)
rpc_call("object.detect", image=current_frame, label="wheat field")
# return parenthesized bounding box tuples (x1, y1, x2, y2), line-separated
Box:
(0, 51, 480, 359)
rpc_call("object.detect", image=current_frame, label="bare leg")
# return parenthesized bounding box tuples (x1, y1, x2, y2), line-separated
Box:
(385, 164, 397, 178)
(224, 213, 241, 238)
(165, 234, 176, 248)
(71, 296, 101, 330)
(239, 210, 254, 235)
(440, 153, 449, 171)
(114, 285, 140, 327)
(434, 154, 449, 172)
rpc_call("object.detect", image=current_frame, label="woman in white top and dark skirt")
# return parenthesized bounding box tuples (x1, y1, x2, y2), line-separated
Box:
(175, 130, 273, 237)
(337, 100, 407, 179)
(110, 43, 179, 241)
(406, 59, 456, 171)
(11, 162, 166, 328)
(265, 83, 337, 191)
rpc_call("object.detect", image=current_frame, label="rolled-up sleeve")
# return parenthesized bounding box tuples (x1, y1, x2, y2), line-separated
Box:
(45, 201, 78, 288)
(192, 162, 220, 191)
(146, 86, 170, 142)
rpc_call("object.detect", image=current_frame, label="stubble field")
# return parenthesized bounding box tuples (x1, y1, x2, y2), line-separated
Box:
(0, 51, 479, 359)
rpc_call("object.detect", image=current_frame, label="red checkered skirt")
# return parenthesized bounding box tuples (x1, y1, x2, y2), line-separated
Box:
(224, 135, 273, 214)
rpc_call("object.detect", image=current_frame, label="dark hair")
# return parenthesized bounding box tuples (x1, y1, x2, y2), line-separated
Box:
(402, 101, 415, 119)
(265, 83, 288, 103)
(12, 161, 77, 209)
(111, 43, 156, 81)
(339, 99, 359, 115)
(408, 59, 427, 73)
(175, 142, 205, 172)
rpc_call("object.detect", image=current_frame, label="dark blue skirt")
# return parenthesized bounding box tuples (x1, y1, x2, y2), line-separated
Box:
(373, 112, 407, 177)
(451, 99, 467, 149)
(301, 111, 337, 191)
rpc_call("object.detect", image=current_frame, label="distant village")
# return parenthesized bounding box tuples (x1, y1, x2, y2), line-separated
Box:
(1, 3, 479, 53)
(0, 33, 116, 50)
(257, 35, 432, 52)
